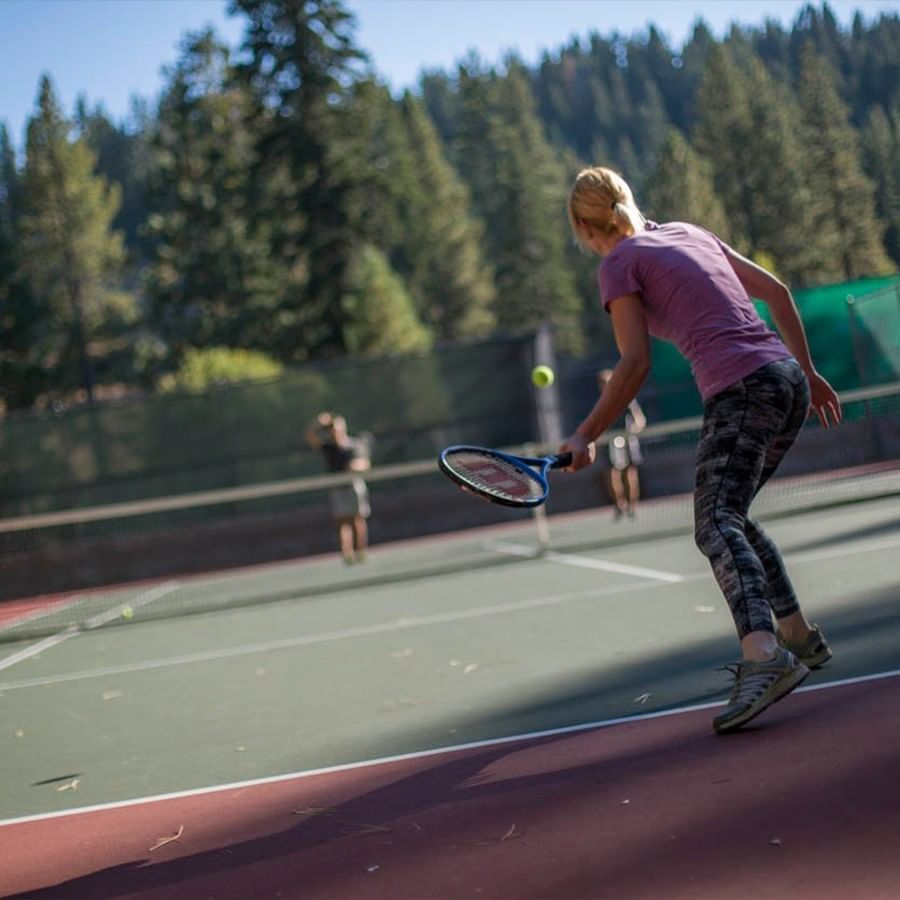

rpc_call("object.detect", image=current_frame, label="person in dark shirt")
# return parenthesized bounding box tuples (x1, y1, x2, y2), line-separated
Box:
(305, 412, 372, 564)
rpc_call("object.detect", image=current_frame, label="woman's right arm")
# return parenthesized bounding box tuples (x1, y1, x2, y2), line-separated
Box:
(560, 292, 651, 470)
(721, 245, 842, 427)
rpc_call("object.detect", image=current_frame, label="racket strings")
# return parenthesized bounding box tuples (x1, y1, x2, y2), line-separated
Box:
(446, 451, 544, 502)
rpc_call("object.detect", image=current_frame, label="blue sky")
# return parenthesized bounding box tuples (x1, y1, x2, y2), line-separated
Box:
(2, 0, 898, 150)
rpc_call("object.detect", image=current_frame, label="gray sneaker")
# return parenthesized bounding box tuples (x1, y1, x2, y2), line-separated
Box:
(777, 624, 832, 669)
(713, 647, 810, 734)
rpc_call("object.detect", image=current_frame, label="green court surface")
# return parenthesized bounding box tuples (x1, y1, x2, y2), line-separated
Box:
(1, 492, 898, 823)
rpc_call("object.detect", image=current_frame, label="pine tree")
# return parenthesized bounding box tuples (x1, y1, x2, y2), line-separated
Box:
(797, 44, 893, 279)
(341, 80, 494, 343)
(624, 68, 670, 186)
(532, 37, 598, 164)
(348, 79, 410, 247)
(342, 245, 432, 356)
(419, 70, 459, 148)
(754, 19, 792, 88)
(530, 30, 674, 180)
(75, 98, 154, 263)
(454, 60, 583, 351)
(670, 20, 716, 134)
(643, 129, 731, 239)
(849, 10, 900, 123)
(640, 26, 685, 126)
(789, 4, 849, 91)
(694, 46, 824, 283)
(0, 125, 22, 224)
(692, 47, 755, 254)
(18, 77, 125, 403)
(144, 30, 286, 362)
(0, 124, 51, 411)
(862, 103, 900, 265)
(621, 33, 676, 183)
(231, 0, 367, 359)
(395, 91, 495, 340)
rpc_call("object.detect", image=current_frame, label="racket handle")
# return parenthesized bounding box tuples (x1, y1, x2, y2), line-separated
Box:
(550, 452, 572, 469)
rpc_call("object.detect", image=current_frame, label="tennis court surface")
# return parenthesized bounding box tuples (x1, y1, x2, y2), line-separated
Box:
(2, 455, 900, 898)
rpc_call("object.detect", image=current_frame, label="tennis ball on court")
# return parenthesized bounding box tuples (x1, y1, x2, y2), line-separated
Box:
(121, 605, 134, 620)
(531, 365, 555, 388)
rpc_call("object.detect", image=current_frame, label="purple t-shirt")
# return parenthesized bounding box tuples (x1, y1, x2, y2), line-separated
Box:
(599, 221, 792, 400)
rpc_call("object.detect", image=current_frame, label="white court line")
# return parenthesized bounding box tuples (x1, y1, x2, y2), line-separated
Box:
(484, 539, 684, 583)
(543, 550, 684, 583)
(0, 576, 702, 692)
(787, 533, 900, 566)
(0, 627, 79, 673)
(1, 666, 898, 829)
(3, 529, 900, 690)
(0, 582, 181, 676)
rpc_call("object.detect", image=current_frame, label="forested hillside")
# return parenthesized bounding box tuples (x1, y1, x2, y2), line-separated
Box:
(1, 1, 898, 413)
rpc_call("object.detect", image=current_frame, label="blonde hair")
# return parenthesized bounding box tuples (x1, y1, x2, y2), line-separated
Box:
(567, 166, 645, 249)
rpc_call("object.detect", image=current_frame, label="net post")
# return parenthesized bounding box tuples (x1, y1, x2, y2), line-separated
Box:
(532, 503, 550, 552)
(530, 323, 561, 555)
(524, 441, 551, 552)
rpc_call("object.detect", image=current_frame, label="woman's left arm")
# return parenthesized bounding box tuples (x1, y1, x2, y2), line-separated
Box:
(721, 244, 842, 427)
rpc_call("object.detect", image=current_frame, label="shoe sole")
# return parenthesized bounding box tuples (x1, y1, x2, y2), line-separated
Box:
(714, 664, 811, 734)
(801, 644, 833, 669)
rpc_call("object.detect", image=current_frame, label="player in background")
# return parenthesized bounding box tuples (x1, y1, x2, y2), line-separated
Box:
(598, 367, 646, 519)
(561, 166, 841, 734)
(305, 412, 373, 564)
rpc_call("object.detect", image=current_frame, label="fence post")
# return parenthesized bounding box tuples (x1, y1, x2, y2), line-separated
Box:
(846, 295, 868, 388)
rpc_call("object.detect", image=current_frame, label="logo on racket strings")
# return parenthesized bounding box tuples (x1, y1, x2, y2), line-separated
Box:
(467, 461, 533, 497)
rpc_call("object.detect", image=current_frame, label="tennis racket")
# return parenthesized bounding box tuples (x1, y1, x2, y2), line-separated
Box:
(438, 445, 572, 508)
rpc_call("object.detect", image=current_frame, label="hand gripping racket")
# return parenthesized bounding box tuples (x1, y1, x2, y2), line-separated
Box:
(438, 445, 572, 508)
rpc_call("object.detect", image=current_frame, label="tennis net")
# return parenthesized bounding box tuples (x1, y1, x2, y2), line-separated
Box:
(1, 382, 898, 643)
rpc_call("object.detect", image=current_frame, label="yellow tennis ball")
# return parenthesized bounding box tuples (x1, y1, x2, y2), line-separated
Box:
(121, 605, 134, 620)
(531, 365, 555, 388)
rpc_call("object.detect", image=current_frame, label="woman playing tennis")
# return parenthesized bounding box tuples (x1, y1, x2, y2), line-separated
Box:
(561, 166, 842, 734)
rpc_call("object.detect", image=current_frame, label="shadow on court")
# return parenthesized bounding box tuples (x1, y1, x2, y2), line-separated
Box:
(778, 515, 900, 555)
(11, 677, 900, 900)
(326, 582, 900, 768)
(4, 550, 899, 898)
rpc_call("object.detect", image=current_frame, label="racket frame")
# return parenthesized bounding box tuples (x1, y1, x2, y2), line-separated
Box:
(438, 445, 571, 508)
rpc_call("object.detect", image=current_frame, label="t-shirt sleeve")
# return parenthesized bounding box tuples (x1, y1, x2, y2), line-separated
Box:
(696, 224, 731, 254)
(598, 252, 642, 312)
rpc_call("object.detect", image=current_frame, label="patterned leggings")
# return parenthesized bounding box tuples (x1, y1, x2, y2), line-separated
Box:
(694, 359, 811, 639)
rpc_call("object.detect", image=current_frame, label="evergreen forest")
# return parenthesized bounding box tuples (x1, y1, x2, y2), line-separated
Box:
(1, 0, 899, 414)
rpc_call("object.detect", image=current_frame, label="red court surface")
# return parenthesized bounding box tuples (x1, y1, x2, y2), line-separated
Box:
(3, 673, 899, 900)
(0, 596, 77, 629)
